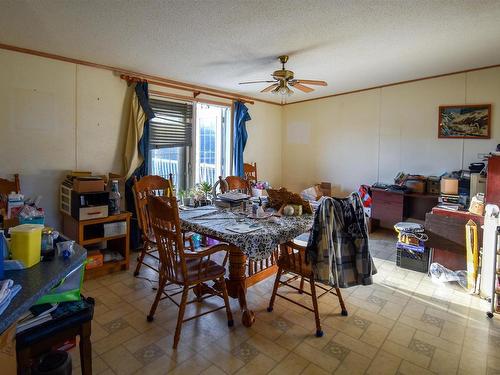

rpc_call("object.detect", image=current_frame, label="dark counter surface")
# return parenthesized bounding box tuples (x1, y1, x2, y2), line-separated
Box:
(0, 244, 86, 334)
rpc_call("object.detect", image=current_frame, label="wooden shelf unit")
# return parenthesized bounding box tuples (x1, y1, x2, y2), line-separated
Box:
(62, 211, 132, 280)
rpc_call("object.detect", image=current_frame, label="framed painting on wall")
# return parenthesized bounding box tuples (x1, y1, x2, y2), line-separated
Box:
(438, 104, 491, 139)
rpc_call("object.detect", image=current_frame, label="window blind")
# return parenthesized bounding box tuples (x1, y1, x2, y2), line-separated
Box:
(149, 99, 193, 148)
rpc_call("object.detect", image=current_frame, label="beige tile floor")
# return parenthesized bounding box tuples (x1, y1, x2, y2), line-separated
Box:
(70, 231, 500, 374)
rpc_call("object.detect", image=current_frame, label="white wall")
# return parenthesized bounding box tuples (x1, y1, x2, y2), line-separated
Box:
(0, 49, 282, 227)
(244, 101, 283, 187)
(3, 47, 498, 224)
(282, 67, 500, 196)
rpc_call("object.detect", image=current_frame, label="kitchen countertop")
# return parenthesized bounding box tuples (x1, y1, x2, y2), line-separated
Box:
(0, 243, 86, 334)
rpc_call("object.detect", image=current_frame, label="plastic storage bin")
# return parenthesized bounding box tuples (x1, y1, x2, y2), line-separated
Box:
(19, 217, 45, 225)
(9, 224, 44, 268)
(396, 244, 430, 273)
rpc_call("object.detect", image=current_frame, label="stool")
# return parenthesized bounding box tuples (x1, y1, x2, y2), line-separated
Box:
(16, 298, 94, 375)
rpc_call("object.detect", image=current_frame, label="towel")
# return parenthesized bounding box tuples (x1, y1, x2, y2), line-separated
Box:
(0, 279, 22, 316)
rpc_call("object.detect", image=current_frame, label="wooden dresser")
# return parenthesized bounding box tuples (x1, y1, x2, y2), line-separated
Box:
(371, 188, 439, 229)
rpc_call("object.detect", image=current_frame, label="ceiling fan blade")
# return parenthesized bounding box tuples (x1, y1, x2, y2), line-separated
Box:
(261, 83, 279, 93)
(294, 79, 327, 86)
(239, 80, 276, 85)
(289, 82, 314, 93)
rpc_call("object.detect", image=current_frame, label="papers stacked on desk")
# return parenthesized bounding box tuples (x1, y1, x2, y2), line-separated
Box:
(17, 303, 58, 333)
(218, 192, 250, 202)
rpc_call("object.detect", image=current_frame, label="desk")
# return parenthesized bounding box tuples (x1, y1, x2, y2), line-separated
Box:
(425, 207, 483, 270)
(0, 244, 87, 335)
(371, 188, 439, 229)
(179, 207, 313, 327)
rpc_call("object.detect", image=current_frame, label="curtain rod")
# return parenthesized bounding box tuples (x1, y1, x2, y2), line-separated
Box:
(149, 89, 231, 107)
(120, 74, 254, 105)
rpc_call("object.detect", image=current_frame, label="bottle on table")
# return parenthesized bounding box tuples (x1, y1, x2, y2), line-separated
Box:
(109, 180, 121, 215)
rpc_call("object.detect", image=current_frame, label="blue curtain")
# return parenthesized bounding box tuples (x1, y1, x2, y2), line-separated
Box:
(233, 101, 251, 177)
(125, 82, 155, 249)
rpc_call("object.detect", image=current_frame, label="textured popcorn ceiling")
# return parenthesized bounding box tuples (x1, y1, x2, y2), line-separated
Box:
(1, 0, 500, 103)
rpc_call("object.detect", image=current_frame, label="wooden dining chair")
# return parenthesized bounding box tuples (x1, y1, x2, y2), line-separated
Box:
(218, 175, 252, 195)
(132, 175, 194, 276)
(243, 162, 257, 183)
(0, 174, 20, 194)
(0, 174, 21, 228)
(146, 195, 233, 349)
(267, 239, 348, 337)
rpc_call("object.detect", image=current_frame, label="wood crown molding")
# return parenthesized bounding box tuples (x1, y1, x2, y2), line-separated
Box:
(2, 42, 499, 108)
(284, 63, 500, 106)
(0, 42, 280, 106)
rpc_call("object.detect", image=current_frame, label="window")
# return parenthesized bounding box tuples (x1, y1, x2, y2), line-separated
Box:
(149, 99, 193, 190)
(149, 99, 231, 191)
(194, 103, 231, 185)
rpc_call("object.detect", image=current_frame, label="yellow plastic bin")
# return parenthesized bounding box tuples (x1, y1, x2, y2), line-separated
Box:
(10, 224, 44, 268)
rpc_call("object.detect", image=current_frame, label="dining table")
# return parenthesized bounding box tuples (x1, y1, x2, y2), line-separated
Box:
(179, 205, 314, 327)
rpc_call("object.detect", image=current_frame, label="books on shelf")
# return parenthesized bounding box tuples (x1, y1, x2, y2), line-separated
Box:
(437, 203, 462, 211)
(438, 192, 464, 211)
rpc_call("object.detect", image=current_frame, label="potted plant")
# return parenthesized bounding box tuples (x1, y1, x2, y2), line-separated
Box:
(184, 188, 196, 207)
(195, 182, 213, 207)
(178, 189, 187, 206)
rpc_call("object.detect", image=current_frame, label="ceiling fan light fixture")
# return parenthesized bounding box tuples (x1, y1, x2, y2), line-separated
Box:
(239, 56, 324, 97)
(273, 85, 293, 96)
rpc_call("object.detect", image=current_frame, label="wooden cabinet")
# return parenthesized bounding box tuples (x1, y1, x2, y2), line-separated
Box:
(486, 155, 500, 205)
(62, 212, 131, 280)
(371, 189, 404, 228)
(425, 208, 483, 270)
(371, 188, 439, 229)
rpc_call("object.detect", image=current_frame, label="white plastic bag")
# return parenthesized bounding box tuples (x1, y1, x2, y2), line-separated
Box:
(429, 263, 468, 290)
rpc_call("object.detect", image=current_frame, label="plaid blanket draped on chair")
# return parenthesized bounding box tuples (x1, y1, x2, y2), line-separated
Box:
(306, 194, 377, 287)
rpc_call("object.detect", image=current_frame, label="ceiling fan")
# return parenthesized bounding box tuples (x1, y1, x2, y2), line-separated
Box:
(238, 55, 327, 96)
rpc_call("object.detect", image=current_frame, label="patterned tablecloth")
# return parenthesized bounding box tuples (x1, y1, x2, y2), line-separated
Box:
(179, 207, 314, 260)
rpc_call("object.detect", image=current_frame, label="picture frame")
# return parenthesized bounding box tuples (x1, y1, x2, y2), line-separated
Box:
(438, 104, 491, 139)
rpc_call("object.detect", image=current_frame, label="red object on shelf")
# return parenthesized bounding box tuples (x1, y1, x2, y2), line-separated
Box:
(486, 155, 500, 205)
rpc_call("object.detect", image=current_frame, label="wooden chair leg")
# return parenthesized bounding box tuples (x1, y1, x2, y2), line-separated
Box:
(298, 277, 305, 294)
(147, 275, 166, 321)
(173, 286, 189, 349)
(17, 347, 31, 375)
(134, 243, 149, 276)
(335, 287, 348, 316)
(219, 277, 234, 327)
(309, 276, 323, 337)
(267, 266, 282, 312)
(79, 321, 92, 375)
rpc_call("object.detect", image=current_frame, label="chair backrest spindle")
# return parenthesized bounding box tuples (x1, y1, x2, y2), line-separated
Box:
(147, 195, 187, 283)
(133, 175, 174, 241)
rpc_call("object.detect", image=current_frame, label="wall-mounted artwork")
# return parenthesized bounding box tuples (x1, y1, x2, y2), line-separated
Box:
(438, 104, 491, 139)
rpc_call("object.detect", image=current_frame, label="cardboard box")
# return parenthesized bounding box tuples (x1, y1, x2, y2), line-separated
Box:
(0, 324, 17, 374)
(86, 250, 103, 269)
(73, 178, 105, 193)
(441, 178, 459, 195)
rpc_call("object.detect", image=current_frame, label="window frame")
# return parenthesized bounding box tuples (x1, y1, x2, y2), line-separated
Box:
(147, 95, 233, 191)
